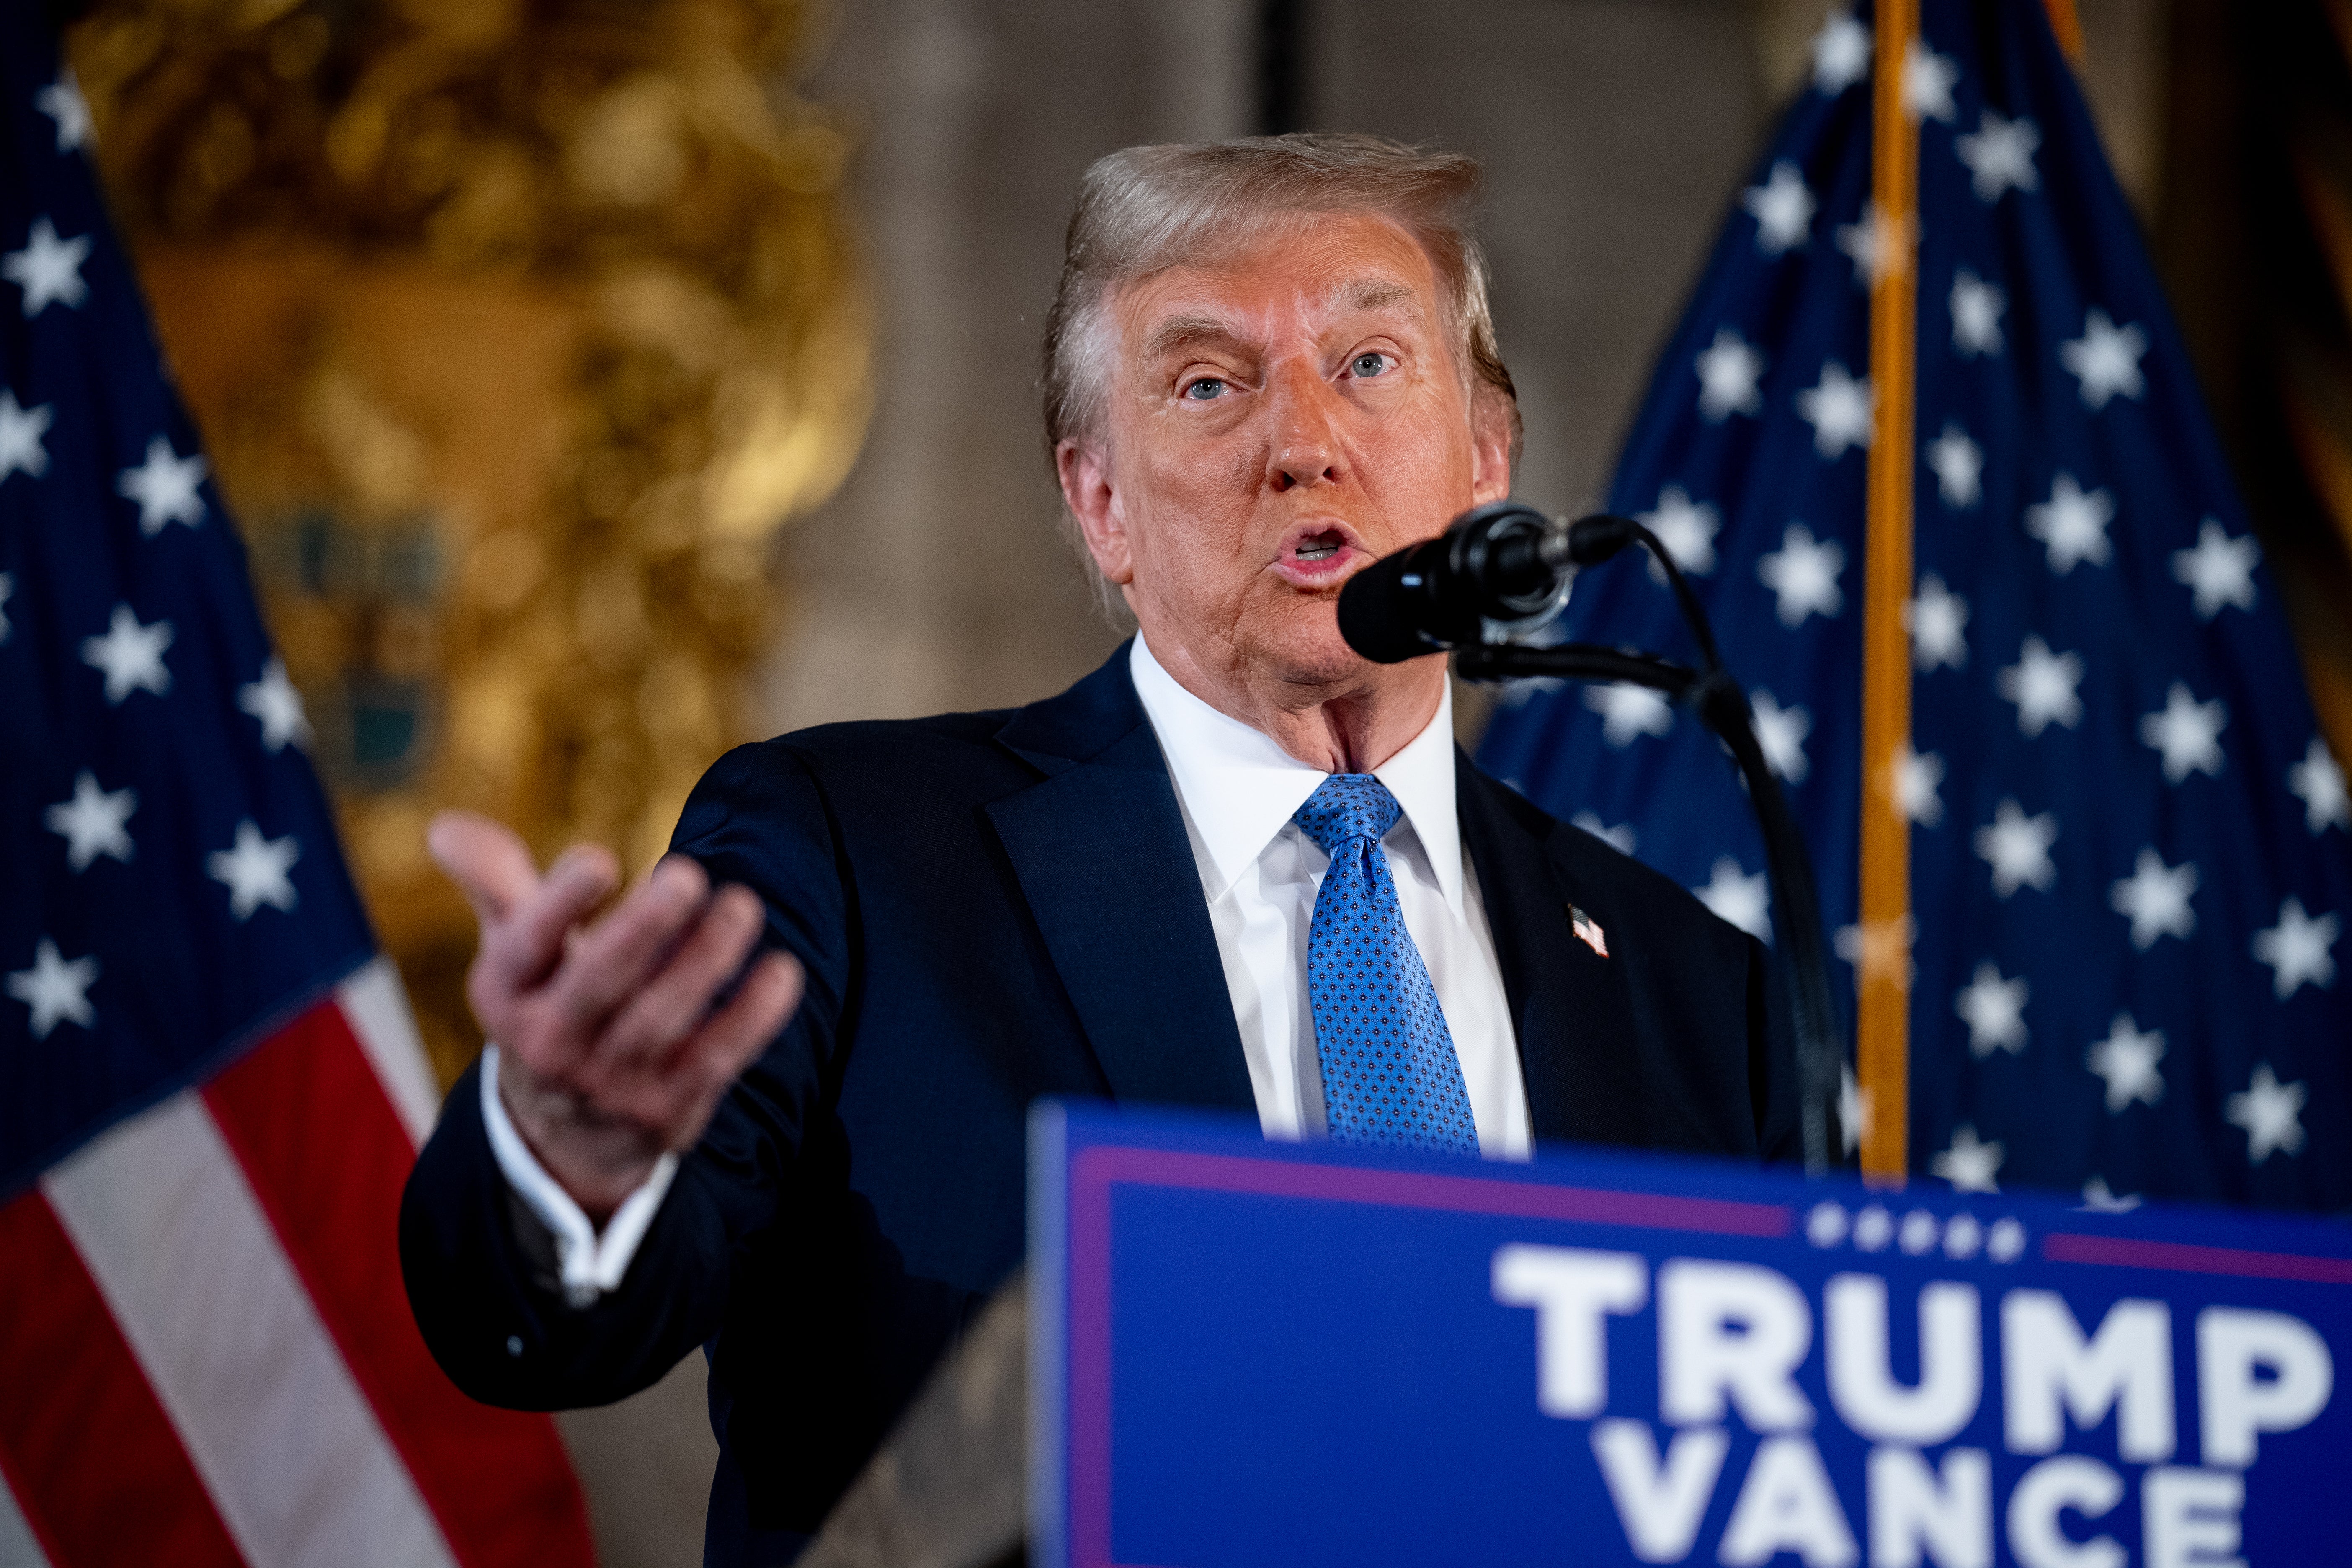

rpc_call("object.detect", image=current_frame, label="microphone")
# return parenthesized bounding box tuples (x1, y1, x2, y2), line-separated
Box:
(1337, 502, 1641, 664)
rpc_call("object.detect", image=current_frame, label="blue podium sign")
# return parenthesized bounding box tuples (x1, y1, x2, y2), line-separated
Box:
(1029, 1104, 2350, 1568)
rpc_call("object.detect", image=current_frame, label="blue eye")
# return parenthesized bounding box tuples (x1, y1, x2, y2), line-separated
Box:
(1185, 378, 1227, 400)
(1353, 352, 1392, 378)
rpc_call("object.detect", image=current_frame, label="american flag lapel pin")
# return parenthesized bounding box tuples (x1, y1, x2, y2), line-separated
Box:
(1569, 905, 1609, 958)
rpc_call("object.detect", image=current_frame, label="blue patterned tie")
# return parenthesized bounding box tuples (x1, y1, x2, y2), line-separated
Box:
(1293, 774, 1480, 1154)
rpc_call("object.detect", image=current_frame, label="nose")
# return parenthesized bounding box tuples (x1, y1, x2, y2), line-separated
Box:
(1264, 361, 1345, 493)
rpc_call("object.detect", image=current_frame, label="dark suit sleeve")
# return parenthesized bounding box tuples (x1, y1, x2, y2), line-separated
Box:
(399, 740, 852, 1409)
(1746, 930, 1805, 1166)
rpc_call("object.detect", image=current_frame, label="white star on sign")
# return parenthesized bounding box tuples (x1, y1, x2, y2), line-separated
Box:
(1924, 423, 1982, 507)
(2087, 1014, 2166, 1114)
(1695, 858, 1771, 944)
(36, 70, 93, 152)
(1975, 798, 2058, 897)
(1998, 636, 2084, 736)
(1950, 271, 2006, 356)
(2024, 472, 2115, 574)
(207, 820, 301, 921)
(2061, 309, 2149, 409)
(1813, 12, 1871, 94)
(1892, 741, 1945, 826)
(1837, 202, 1912, 285)
(81, 603, 173, 704)
(2080, 1177, 2141, 1213)
(5, 938, 98, 1040)
(1903, 40, 1960, 122)
(1796, 361, 1874, 457)
(1931, 1126, 2004, 1193)
(1835, 916, 1916, 989)
(1955, 110, 2039, 201)
(2110, 847, 2197, 949)
(1907, 573, 1969, 670)
(2289, 737, 2349, 833)
(1743, 161, 1816, 254)
(1694, 328, 1765, 420)
(1840, 1064, 1867, 1156)
(1943, 1214, 1983, 1259)
(0, 388, 52, 482)
(1640, 485, 1720, 577)
(1806, 1200, 1849, 1247)
(2253, 897, 2339, 998)
(1955, 962, 2029, 1055)
(1749, 690, 1810, 782)
(2226, 1064, 2307, 1164)
(2170, 519, 2258, 619)
(44, 771, 136, 872)
(3, 217, 91, 315)
(1758, 523, 1846, 624)
(1587, 682, 1672, 747)
(238, 656, 312, 752)
(117, 435, 207, 535)
(1571, 813, 1636, 855)
(2141, 683, 2226, 784)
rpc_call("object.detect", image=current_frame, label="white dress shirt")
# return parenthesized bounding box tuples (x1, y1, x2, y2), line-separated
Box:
(483, 637, 1532, 1296)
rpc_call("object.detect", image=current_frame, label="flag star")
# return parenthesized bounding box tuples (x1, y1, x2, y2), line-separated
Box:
(2080, 1177, 2142, 1213)
(1839, 1064, 1867, 1156)
(2086, 1014, 2167, 1114)
(1743, 160, 1816, 253)
(207, 820, 302, 921)
(1975, 798, 2058, 897)
(2024, 473, 2115, 574)
(1950, 271, 2006, 356)
(1955, 962, 2029, 1055)
(1892, 741, 1945, 826)
(0, 388, 53, 482)
(2141, 683, 2226, 784)
(44, 771, 137, 872)
(1571, 813, 1636, 855)
(1924, 423, 1982, 508)
(117, 435, 208, 535)
(1998, 636, 2084, 736)
(1931, 1126, 2003, 1193)
(1694, 328, 1765, 420)
(1749, 690, 1810, 782)
(2226, 1064, 2308, 1163)
(1695, 858, 1771, 944)
(1640, 485, 1720, 576)
(2170, 519, 2258, 619)
(238, 656, 312, 752)
(2288, 737, 2349, 833)
(1836, 202, 1913, 285)
(1758, 523, 1846, 624)
(81, 603, 173, 704)
(1587, 682, 1673, 747)
(3, 217, 91, 315)
(1902, 40, 1960, 123)
(36, 71, 93, 152)
(1834, 915, 1916, 989)
(2061, 309, 2149, 409)
(1955, 110, 2040, 201)
(1812, 12, 1871, 94)
(1796, 361, 1874, 457)
(2110, 848, 2197, 949)
(5, 938, 99, 1040)
(1906, 573, 1969, 670)
(2252, 897, 2339, 998)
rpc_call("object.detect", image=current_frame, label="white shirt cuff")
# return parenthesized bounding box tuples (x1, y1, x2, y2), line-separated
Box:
(479, 1044, 679, 1308)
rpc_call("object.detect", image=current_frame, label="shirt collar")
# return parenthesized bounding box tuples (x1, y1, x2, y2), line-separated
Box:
(1128, 635, 1466, 914)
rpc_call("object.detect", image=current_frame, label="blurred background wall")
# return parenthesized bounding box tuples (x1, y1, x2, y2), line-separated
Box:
(59, 0, 2298, 1560)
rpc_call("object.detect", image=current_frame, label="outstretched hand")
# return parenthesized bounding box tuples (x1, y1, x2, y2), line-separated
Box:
(427, 810, 804, 1222)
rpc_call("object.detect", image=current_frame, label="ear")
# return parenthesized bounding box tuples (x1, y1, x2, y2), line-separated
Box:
(1468, 392, 1516, 507)
(1057, 437, 1135, 585)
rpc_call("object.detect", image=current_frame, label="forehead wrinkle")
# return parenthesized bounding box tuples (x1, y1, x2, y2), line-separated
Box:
(1141, 311, 1247, 362)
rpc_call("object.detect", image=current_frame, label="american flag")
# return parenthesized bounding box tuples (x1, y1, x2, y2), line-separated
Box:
(0, 15, 593, 1565)
(1480, 1, 2352, 1208)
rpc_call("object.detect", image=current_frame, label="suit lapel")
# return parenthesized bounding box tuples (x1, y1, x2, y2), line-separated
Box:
(985, 649, 1256, 1113)
(1455, 752, 1651, 1149)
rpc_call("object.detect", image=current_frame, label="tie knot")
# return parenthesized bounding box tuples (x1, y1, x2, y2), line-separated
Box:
(1293, 773, 1402, 854)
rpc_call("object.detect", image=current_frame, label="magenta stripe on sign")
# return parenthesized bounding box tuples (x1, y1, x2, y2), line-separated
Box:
(2043, 1231, 2352, 1285)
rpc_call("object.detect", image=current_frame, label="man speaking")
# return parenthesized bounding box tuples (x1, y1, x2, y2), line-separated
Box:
(401, 132, 1796, 1563)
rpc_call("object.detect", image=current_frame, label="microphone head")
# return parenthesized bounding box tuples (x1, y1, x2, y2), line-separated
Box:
(1337, 540, 1449, 664)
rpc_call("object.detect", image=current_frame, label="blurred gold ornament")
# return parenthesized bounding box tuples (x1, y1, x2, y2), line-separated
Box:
(67, 0, 872, 1086)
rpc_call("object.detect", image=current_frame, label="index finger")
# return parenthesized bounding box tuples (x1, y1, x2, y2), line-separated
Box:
(427, 811, 542, 926)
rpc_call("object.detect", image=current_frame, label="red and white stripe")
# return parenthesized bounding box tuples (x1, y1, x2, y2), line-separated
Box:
(0, 957, 593, 1568)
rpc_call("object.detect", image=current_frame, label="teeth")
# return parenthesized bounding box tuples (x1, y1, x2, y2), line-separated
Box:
(1296, 544, 1338, 561)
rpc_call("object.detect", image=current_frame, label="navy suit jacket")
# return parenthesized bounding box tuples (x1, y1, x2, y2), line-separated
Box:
(400, 645, 1795, 1563)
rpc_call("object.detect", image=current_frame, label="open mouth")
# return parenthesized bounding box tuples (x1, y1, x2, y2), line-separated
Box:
(1293, 532, 1346, 563)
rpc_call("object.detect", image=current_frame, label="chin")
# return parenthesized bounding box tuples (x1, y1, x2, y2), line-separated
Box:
(1248, 595, 1379, 689)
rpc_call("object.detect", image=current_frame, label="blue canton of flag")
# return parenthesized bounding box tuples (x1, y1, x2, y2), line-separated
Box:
(0, 31, 374, 1194)
(1479, 1, 2352, 1209)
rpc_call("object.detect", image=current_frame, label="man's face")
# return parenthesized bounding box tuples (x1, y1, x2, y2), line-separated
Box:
(1060, 210, 1512, 692)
